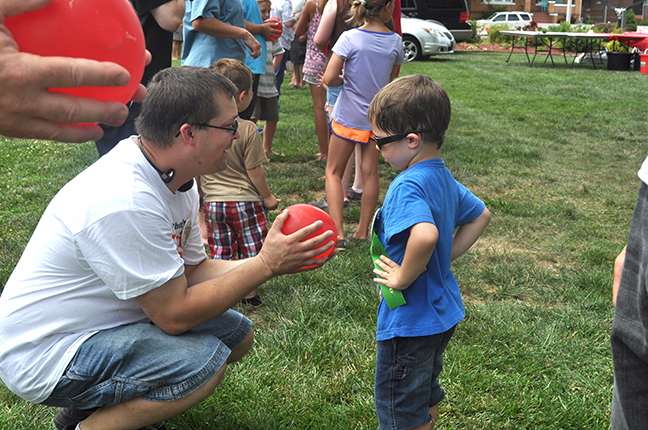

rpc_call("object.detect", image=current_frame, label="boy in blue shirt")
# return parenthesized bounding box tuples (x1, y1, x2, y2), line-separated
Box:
(368, 74, 491, 430)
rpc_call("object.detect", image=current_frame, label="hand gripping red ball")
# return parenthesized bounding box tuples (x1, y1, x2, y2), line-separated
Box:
(264, 16, 283, 41)
(281, 204, 337, 265)
(6, 0, 146, 104)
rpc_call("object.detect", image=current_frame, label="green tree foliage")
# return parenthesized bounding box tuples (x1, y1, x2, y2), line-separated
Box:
(625, 9, 637, 31)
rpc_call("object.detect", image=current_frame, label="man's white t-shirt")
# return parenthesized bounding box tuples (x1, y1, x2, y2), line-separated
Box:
(638, 156, 648, 186)
(0, 138, 206, 403)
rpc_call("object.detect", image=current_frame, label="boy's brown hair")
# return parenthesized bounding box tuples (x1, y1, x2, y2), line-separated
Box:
(368, 74, 451, 148)
(209, 58, 254, 95)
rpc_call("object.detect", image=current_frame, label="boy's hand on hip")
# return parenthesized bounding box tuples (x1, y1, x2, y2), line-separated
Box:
(373, 255, 410, 291)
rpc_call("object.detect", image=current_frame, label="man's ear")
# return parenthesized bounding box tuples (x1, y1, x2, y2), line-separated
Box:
(178, 123, 197, 146)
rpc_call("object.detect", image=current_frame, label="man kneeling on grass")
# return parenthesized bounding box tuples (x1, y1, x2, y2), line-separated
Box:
(0, 66, 334, 430)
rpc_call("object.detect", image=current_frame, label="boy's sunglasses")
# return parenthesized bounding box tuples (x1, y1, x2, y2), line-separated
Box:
(374, 130, 429, 149)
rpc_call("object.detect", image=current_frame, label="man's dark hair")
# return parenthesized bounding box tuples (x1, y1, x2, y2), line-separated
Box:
(136, 66, 238, 147)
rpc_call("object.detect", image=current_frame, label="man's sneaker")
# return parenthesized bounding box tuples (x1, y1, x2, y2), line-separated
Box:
(308, 198, 349, 209)
(54, 408, 166, 430)
(54, 408, 98, 430)
(335, 238, 347, 250)
(347, 187, 363, 201)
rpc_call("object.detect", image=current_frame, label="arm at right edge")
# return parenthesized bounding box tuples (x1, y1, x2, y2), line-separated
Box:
(450, 207, 491, 262)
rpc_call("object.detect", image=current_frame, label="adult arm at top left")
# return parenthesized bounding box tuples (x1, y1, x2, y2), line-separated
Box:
(150, 0, 185, 32)
(0, 0, 148, 143)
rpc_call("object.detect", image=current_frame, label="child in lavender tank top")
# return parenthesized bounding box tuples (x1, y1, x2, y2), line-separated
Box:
(321, 0, 403, 248)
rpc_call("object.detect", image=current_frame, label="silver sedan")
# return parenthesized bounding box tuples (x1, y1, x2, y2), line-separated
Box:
(401, 15, 455, 62)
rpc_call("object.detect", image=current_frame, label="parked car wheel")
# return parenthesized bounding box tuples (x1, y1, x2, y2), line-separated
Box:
(403, 35, 422, 62)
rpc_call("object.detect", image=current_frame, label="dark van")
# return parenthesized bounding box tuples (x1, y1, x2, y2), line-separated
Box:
(401, 0, 472, 42)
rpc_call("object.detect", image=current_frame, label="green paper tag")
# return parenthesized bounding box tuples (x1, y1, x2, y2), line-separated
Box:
(371, 232, 406, 310)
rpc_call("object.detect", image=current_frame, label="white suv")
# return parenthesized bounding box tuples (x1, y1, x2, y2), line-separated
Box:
(476, 11, 533, 35)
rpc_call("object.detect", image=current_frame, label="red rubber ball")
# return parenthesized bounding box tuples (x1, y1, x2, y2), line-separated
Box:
(281, 204, 337, 262)
(264, 16, 283, 41)
(6, 0, 146, 104)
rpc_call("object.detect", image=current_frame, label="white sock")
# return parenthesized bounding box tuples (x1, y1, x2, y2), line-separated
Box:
(76, 424, 83, 430)
(351, 186, 362, 193)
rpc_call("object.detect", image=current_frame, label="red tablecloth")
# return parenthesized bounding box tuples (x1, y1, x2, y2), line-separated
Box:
(608, 32, 648, 51)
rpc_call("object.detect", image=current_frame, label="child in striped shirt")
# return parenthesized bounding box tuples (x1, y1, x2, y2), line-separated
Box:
(253, 0, 285, 156)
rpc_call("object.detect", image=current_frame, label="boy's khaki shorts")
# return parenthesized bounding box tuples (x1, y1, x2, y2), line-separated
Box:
(252, 95, 279, 122)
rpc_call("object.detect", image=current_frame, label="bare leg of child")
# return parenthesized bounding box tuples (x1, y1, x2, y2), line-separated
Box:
(325, 135, 355, 240)
(430, 404, 438, 428)
(341, 149, 354, 194)
(352, 144, 364, 194)
(352, 143, 380, 240)
(290, 63, 299, 86)
(263, 120, 282, 156)
(295, 64, 305, 88)
(309, 83, 329, 160)
(172, 40, 182, 60)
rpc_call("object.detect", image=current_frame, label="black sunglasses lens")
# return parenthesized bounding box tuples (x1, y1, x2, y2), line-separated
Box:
(376, 133, 404, 149)
(375, 137, 389, 148)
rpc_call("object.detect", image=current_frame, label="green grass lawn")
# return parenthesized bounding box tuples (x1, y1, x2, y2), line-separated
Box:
(2, 52, 648, 429)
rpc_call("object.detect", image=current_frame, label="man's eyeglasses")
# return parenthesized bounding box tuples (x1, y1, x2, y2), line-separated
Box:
(175, 119, 239, 137)
(374, 130, 429, 149)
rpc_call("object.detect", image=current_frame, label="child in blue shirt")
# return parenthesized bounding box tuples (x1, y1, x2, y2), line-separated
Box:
(368, 74, 491, 430)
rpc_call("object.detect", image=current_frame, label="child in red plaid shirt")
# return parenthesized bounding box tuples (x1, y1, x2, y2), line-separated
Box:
(201, 58, 280, 307)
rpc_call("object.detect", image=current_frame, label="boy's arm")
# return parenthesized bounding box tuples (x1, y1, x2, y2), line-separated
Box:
(192, 17, 261, 58)
(247, 166, 280, 210)
(450, 207, 491, 261)
(374, 222, 438, 291)
(273, 52, 284, 73)
(245, 19, 281, 41)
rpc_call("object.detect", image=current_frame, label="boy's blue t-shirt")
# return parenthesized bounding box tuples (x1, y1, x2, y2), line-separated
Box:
(374, 158, 485, 341)
(182, 0, 247, 66)
(241, 0, 267, 75)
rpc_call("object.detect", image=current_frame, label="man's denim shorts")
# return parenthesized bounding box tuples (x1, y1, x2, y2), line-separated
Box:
(41, 309, 252, 409)
(374, 326, 456, 430)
